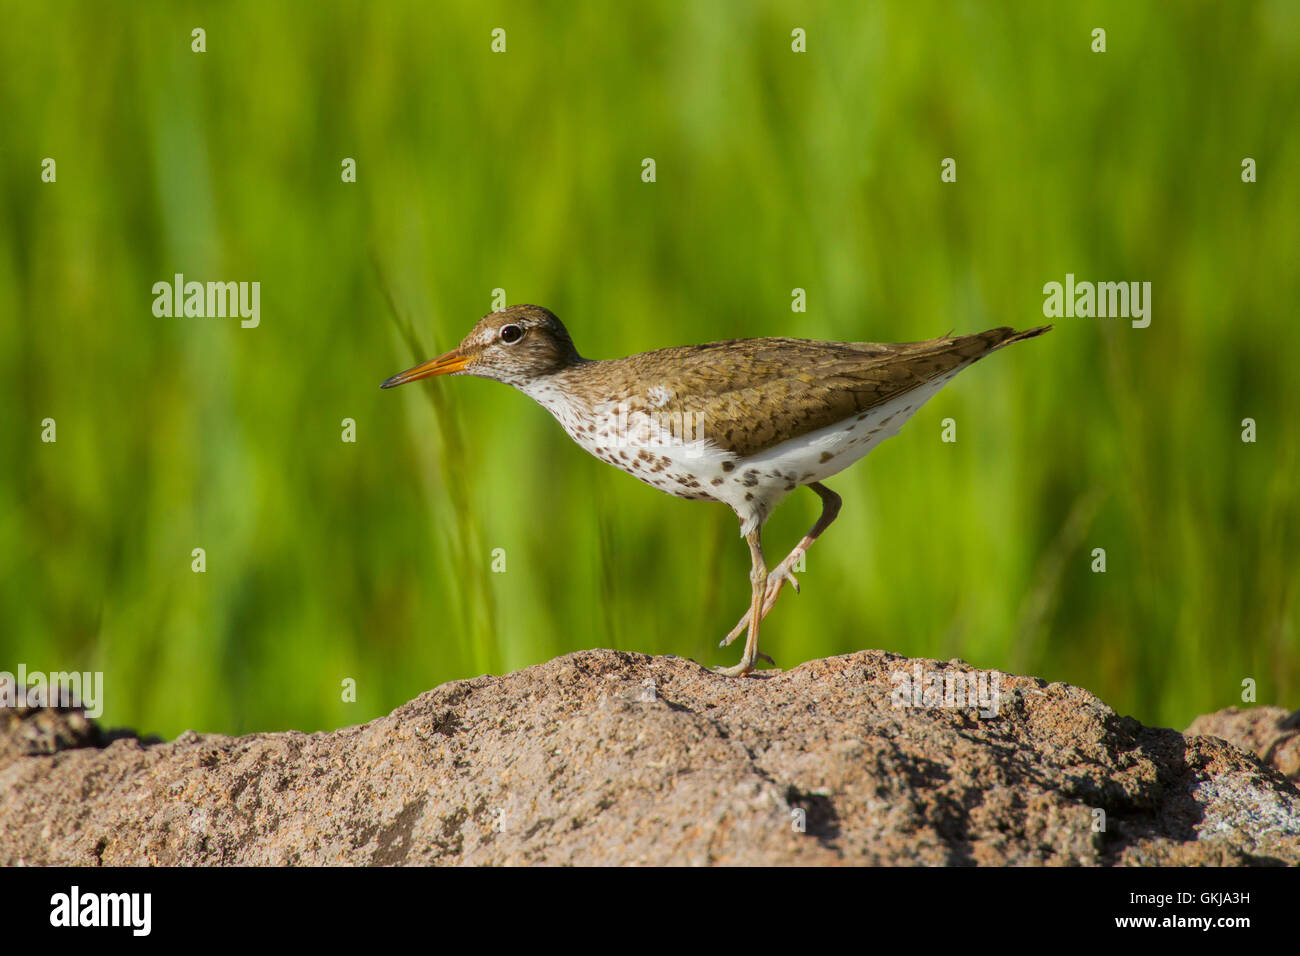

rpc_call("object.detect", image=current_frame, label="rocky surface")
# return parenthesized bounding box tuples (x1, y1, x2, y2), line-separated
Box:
(1, 650, 1297, 865)
(1185, 706, 1300, 783)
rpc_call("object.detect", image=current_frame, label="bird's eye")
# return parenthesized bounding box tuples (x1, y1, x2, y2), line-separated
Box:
(500, 324, 523, 344)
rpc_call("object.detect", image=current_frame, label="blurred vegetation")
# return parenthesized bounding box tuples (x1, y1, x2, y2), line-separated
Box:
(1, 1, 1296, 738)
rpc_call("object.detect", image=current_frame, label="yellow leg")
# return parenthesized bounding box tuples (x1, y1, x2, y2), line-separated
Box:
(719, 483, 842, 649)
(716, 528, 769, 676)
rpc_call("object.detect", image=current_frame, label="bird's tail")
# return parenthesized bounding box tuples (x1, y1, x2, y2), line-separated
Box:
(987, 324, 1052, 350)
(949, 324, 1052, 364)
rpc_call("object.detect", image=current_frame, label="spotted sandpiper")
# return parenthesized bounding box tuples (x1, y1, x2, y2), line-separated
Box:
(382, 306, 1049, 676)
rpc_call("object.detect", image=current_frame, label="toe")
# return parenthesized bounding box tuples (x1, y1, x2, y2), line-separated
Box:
(719, 615, 749, 648)
(714, 659, 756, 678)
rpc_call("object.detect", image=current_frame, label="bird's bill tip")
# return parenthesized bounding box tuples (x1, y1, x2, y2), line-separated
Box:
(380, 349, 470, 388)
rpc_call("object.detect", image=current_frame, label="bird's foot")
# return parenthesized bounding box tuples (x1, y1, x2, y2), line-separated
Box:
(714, 651, 774, 678)
(714, 659, 753, 677)
(717, 558, 803, 648)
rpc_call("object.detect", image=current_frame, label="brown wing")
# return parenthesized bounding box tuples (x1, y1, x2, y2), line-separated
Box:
(591, 327, 1048, 458)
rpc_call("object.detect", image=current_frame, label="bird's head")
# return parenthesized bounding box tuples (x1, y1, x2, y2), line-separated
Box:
(381, 304, 583, 390)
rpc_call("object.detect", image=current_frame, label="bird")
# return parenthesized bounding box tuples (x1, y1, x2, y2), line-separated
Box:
(382, 305, 1049, 677)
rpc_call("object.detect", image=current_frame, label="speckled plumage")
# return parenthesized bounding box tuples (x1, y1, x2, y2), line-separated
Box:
(556, 332, 1023, 458)
(383, 304, 1050, 676)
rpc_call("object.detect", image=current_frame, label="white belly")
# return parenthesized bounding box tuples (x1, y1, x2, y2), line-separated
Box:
(708, 367, 964, 533)
(521, 366, 966, 534)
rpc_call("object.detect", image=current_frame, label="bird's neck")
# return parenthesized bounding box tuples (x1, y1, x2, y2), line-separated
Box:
(515, 359, 602, 425)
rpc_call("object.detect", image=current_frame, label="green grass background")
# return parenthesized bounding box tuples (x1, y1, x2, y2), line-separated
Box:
(2, 1, 1296, 737)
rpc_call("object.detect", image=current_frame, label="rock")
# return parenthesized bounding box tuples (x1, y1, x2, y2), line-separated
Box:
(1185, 706, 1300, 782)
(1, 650, 1296, 865)
(0, 700, 103, 763)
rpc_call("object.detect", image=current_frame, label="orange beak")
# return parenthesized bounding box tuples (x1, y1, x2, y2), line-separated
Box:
(380, 349, 471, 388)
